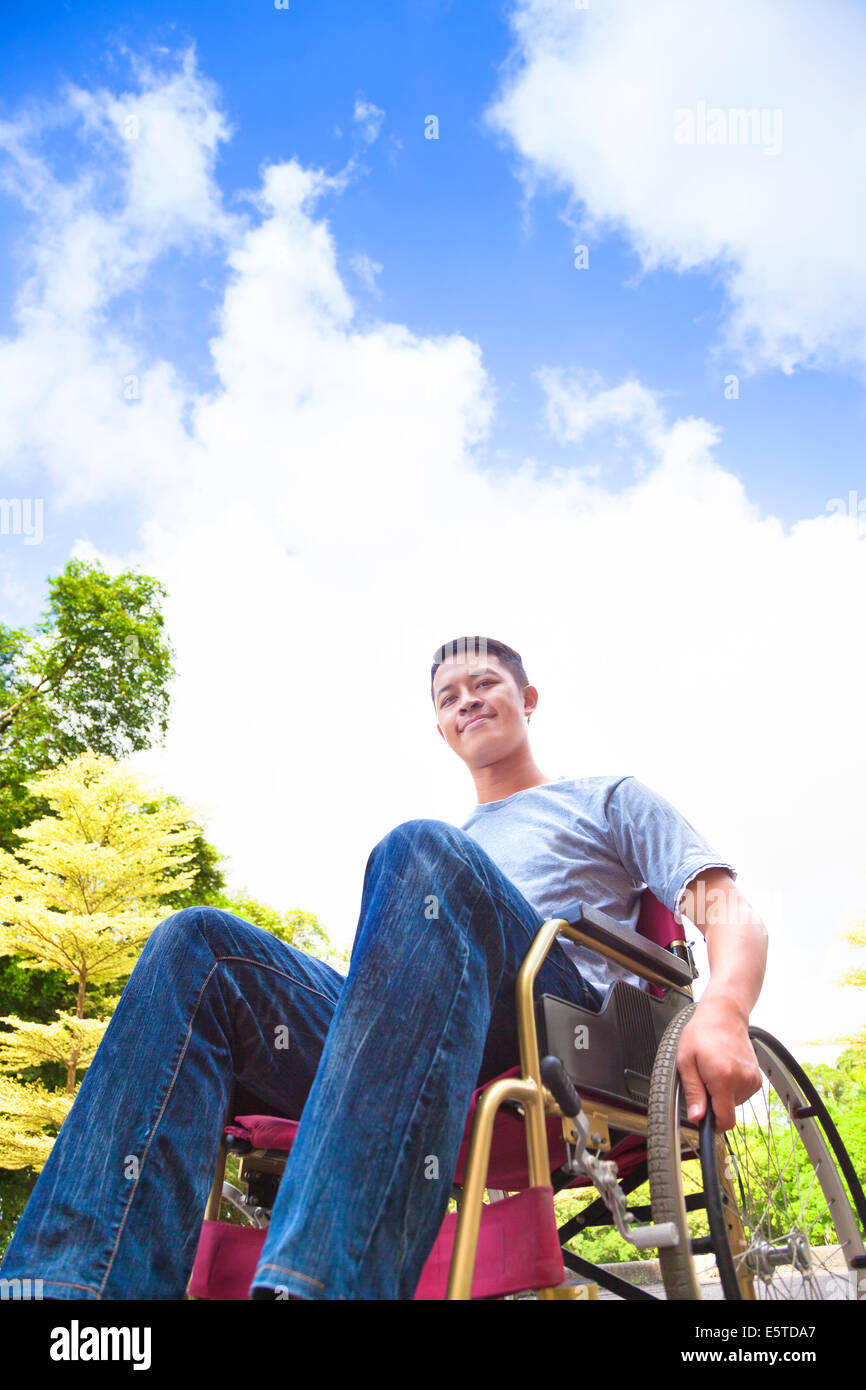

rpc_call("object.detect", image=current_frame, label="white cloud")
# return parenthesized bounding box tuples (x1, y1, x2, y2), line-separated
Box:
(0, 40, 240, 505)
(2, 42, 235, 327)
(1, 45, 864, 1061)
(0, 575, 31, 611)
(486, 0, 866, 376)
(537, 367, 666, 449)
(349, 251, 383, 294)
(353, 97, 385, 145)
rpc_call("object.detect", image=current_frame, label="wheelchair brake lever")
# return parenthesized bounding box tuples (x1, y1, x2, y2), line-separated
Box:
(540, 1055, 592, 1167)
(540, 1055, 680, 1253)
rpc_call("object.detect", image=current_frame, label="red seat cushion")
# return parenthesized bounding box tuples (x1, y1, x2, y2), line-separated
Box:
(225, 1115, 299, 1151)
(224, 1073, 650, 1191)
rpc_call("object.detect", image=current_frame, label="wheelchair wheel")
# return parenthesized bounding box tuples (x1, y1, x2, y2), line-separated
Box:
(648, 1004, 866, 1300)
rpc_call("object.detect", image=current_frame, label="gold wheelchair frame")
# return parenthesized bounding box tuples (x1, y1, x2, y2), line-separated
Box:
(446, 911, 706, 1299)
(199, 905, 866, 1301)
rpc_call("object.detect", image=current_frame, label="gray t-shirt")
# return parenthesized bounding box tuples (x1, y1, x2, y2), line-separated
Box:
(460, 774, 736, 999)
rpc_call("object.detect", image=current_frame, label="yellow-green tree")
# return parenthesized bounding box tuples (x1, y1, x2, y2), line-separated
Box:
(840, 908, 866, 1049)
(0, 751, 198, 1168)
(806, 876, 866, 1055)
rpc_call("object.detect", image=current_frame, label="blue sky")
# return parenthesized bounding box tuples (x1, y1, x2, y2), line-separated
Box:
(0, 0, 864, 1053)
(2, 0, 865, 613)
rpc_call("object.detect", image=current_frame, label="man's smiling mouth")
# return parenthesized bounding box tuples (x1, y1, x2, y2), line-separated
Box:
(463, 714, 494, 733)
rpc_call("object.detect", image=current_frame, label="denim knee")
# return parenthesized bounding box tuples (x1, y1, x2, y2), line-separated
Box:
(364, 819, 506, 951)
(144, 904, 241, 958)
(372, 817, 472, 860)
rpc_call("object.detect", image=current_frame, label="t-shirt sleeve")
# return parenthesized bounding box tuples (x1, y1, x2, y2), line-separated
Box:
(603, 776, 736, 922)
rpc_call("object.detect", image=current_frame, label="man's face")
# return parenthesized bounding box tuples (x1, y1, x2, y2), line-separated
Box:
(433, 653, 537, 769)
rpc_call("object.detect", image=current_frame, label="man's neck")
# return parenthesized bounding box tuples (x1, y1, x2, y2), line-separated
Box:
(471, 745, 553, 805)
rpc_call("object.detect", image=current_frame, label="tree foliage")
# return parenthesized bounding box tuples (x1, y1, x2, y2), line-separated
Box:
(839, 902, 866, 1047)
(0, 557, 190, 1037)
(0, 752, 199, 1168)
(0, 557, 175, 853)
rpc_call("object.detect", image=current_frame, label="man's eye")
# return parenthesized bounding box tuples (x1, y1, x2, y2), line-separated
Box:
(441, 679, 494, 708)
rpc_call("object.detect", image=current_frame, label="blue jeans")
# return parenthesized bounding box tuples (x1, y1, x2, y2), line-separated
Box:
(0, 819, 601, 1300)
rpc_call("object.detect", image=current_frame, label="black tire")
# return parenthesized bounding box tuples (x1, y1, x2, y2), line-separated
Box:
(647, 1002, 713, 1299)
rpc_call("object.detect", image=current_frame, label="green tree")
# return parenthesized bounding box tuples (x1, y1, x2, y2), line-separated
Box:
(0, 557, 175, 853)
(0, 557, 181, 1031)
(839, 903, 866, 1048)
(0, 751, 198, 1169)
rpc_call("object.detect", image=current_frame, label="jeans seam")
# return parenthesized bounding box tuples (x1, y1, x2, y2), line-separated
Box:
(32, 1278, 102, 1296)
(98, 946, 339, 1297)
(254, 1263, 325, 1290)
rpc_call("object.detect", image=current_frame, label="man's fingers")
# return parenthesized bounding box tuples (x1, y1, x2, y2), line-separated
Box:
(709, 1086, 736, 1133)
(676, 1012, 761, 1133)
(676, 1043, 707, 1122)
(737, 1055, 764, 1106)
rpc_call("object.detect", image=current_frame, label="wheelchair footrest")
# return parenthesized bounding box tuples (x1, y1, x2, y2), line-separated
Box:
(414, 1186, 564, 1300)
(189, 1186, 564, 1300)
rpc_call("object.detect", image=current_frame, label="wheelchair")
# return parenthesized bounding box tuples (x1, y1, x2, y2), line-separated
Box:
(187, 891, 866, 1301)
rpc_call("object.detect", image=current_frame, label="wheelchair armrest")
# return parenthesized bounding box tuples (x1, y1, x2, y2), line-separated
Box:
(567, 902, 695, 989)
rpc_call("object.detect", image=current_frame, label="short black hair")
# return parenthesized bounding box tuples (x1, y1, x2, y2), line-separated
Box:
(430, 636, 529, 704)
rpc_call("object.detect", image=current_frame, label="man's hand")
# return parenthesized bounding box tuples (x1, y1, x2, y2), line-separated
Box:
(676, 994, 763, 1131)
(676, 866, 769, 1131)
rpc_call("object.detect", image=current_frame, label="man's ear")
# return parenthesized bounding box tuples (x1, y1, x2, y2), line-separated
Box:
(523, 685, 539, 719)
(436, 722, 446, 742)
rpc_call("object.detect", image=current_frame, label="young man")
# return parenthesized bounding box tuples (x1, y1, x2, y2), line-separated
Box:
(0, 635, 766, 1301)
(431, 636, 766, 1135)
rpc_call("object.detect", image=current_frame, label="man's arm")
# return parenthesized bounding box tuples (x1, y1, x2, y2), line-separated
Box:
(675, 866, 768, 1130)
